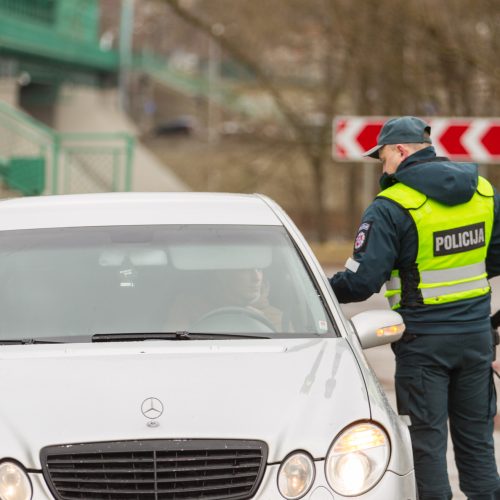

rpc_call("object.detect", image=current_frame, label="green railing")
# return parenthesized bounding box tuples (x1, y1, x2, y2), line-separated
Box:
(0, 101, 134, 196)
(133, 52, 269, 118)
(0, 0, 56, 25)
(133, 52, 237, 105)
(54, 133, 134, 195)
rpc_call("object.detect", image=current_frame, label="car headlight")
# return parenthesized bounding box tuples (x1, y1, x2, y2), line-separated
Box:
(278, 451, 315, 499)
(0, 461, 32, 500)
(325, 422, 390, 496)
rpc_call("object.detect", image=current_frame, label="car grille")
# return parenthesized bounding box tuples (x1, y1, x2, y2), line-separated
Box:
(40, 439, 268, 499)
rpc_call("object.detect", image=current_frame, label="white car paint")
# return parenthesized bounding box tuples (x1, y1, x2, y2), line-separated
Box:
(0, 339, 367, 467)
(0, 192, 415, 499)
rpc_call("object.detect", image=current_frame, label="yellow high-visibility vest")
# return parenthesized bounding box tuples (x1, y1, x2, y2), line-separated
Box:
(378, 176, 494, 309)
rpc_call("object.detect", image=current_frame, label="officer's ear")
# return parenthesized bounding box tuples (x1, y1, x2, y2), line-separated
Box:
(396, 144, 411, 161)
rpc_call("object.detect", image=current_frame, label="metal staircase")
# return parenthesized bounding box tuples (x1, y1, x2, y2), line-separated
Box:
(0, 101, 134, 196)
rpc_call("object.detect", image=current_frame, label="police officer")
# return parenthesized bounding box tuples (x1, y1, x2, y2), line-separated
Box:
(330, 116, 500, 500)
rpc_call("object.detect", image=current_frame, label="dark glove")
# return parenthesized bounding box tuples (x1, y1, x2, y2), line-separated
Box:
(491, 311, 500, 378)
(491, 310, 500, 330)
(491, 311, 500, 362)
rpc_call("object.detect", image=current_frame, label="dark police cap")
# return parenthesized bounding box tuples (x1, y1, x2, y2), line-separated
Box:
(364, 116, 432, 159)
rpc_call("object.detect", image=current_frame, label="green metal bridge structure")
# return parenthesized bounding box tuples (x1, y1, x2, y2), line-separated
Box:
(0, 0, 257, 196)
(0, 0, 136, 195)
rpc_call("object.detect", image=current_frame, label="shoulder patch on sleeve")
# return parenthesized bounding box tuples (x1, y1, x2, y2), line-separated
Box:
(353, 221, 373, 253)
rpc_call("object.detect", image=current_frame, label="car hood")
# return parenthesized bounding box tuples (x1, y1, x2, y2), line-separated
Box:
(0, 338, 369, 468)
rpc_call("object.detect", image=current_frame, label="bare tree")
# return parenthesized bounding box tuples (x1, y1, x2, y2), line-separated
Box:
(152, 0, 499, 239)
(161, 0, 354, 241)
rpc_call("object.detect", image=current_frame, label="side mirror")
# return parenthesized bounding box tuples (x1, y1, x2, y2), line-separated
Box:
(350, 310, 405, 349)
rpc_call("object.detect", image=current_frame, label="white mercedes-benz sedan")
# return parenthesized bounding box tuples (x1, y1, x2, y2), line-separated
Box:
(0, 192, 416, 500)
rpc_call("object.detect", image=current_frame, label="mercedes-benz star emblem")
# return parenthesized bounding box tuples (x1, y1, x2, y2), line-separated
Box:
(141, 397, 164, 419)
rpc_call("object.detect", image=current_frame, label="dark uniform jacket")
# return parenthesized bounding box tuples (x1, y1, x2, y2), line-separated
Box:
(330, 146, 500, 335)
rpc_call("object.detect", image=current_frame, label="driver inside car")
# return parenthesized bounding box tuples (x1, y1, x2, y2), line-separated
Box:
(167, 268, 283, 332)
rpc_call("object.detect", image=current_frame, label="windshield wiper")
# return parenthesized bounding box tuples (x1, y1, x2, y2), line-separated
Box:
(0, 338, 66, 345)
(92, 331, 270, 342)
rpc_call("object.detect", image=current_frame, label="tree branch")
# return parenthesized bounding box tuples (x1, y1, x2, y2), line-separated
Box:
(163, 0, 317, 159)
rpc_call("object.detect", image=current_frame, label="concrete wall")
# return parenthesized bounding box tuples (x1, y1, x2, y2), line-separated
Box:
(55, 85, 188, 192)
(0, 78, 18, 107)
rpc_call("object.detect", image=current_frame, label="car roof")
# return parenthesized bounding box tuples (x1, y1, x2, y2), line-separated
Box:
(0, 192, 283, 231)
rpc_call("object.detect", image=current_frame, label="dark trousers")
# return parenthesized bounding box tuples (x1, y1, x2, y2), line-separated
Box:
(393, 330, 500, 500)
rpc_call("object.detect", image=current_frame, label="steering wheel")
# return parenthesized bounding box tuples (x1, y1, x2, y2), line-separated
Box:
(191, 306, 277, 334)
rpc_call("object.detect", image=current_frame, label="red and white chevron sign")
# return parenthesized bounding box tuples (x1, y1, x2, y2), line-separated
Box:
(333, 116, 500, 163)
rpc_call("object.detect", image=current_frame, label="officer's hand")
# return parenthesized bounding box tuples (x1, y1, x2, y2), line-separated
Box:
(493, 360, 500, 379)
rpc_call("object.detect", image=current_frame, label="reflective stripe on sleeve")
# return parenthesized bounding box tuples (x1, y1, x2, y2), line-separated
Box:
(388, 293, 401, 308)
(386, 275, 401, 291)
(344, 257, 360, 273)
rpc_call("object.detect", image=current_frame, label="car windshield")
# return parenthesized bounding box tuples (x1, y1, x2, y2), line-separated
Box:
(0, 225, 336, 341)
